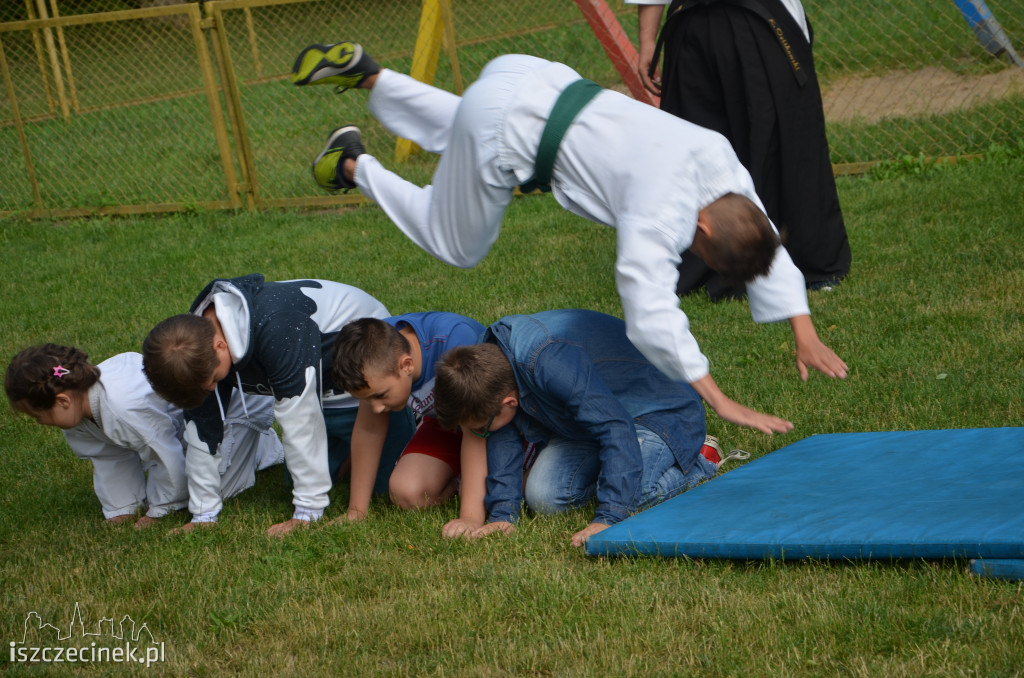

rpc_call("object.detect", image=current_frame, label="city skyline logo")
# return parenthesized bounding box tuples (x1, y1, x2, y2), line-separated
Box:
(10, 602, 165, 668)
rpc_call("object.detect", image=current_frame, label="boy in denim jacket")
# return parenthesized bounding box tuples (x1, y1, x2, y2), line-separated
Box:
(434, 309, 715, 547)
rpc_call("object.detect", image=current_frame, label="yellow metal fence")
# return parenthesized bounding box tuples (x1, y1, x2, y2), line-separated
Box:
(1, 0, 1022, 217)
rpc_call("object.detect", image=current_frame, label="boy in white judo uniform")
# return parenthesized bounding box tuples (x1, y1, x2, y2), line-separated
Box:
(290, 44, 848, 435)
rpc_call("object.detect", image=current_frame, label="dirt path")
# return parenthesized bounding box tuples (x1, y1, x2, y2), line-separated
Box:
(822, 65, 1024, 123)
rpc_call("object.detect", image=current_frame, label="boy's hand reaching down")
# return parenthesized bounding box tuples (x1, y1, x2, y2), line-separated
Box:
(571, 522, 609, 548)
(470, 521, 516, 539)
(442, 517, 483, 539)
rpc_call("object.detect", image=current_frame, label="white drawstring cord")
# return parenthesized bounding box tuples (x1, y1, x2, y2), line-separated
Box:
(214, 383, 226, 421)
(235, 372, 250, 419)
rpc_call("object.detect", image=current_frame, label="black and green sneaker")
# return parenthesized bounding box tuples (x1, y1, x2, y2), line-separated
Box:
(290, 42, 380, 90)
(311, 126, 364, 191)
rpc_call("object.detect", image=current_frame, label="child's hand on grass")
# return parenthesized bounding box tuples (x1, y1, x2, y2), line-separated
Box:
(470, 521, 515, 539)
(789, 315, 848, 381)
(169, 521, 214, 536)
(266, 518, 308, 537)
(713, 398, 794, 435)
(329, 508, 368, 526)
(795, 337, 848, 381)
(442, 517, 483, 539)
(570, 522, 609, 548)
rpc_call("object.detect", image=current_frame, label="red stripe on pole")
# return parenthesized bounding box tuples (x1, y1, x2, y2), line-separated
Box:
(574, 0, 660, 107)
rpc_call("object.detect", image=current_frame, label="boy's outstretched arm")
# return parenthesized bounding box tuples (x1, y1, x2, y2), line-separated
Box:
(691, 374, 794, 435)
(441, 434, 488, 538)
(789, 314, 848, 381)
(343, 401, 389, 521)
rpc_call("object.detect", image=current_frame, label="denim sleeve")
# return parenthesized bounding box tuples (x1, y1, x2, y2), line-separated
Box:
(484, 425, 527, 524)
(531, 342, 641, 525)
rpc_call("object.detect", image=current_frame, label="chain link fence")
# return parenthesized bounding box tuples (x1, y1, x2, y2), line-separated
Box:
(1, 0, 1021, 217)
(812, 0, 1023, 171)
(1, 2, 241, 214)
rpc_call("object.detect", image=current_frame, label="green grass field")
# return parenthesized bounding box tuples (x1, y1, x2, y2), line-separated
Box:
(1, 147, 1022, 675)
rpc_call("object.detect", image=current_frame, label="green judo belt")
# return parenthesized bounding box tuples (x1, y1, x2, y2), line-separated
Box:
(518, 78, 603, 195)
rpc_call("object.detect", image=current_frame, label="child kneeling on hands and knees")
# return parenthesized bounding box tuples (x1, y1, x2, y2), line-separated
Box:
(434, 310, 721, 547)
(5, 344, 283, 528)
(331, 311, 487, 527)
(142, 274, 415, 537)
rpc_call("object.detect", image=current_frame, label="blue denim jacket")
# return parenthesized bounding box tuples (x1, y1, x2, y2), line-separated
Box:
(483, 310, 706, 526)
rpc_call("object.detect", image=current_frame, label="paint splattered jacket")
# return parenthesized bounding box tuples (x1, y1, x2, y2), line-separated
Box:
(184, 274, 389, 521)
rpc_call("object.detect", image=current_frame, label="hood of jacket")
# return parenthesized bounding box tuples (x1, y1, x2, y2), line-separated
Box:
(189, 273, 263, 371)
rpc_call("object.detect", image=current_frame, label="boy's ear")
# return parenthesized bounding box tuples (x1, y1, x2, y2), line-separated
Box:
(399, 354, 415, 376)
(501, 391, 518, 409)
(212, 337, 231, 371)
(695, 211, 714, 239)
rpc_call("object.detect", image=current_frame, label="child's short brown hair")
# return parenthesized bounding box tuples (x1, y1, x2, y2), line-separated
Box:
(332, 318, 410, 392)
(704, 193, 780, 286)
(142, 314, 219, 409)
(434, 343, 516, 431)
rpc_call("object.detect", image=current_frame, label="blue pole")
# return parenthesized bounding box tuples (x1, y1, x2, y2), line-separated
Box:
(953, 0, 1023, 67)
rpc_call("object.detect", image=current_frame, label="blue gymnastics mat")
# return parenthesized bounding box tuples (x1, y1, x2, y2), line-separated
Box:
(586, 427, 1024, 579)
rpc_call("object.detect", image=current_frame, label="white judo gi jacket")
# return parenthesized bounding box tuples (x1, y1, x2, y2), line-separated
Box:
(356, 55, 810, 385)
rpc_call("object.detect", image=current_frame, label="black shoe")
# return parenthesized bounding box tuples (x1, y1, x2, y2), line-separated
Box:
(311, 126, 364, 191)
(291, 42, 379, 90)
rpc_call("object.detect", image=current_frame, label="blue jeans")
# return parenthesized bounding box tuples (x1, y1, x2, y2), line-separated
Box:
(524, 424, 717, 516)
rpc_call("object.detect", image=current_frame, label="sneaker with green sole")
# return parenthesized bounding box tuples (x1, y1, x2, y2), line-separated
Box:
(311, 126, 364, 191)
(291, 42, 379, 89)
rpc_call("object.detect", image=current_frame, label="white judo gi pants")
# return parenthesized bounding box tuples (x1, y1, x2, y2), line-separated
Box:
(353, 55, 547, 269)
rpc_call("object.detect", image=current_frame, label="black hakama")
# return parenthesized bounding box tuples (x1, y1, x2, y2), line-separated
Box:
(659, 0, 851, 297)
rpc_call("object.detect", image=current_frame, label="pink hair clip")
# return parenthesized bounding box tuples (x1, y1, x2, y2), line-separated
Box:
(53, 365, 70, 378)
